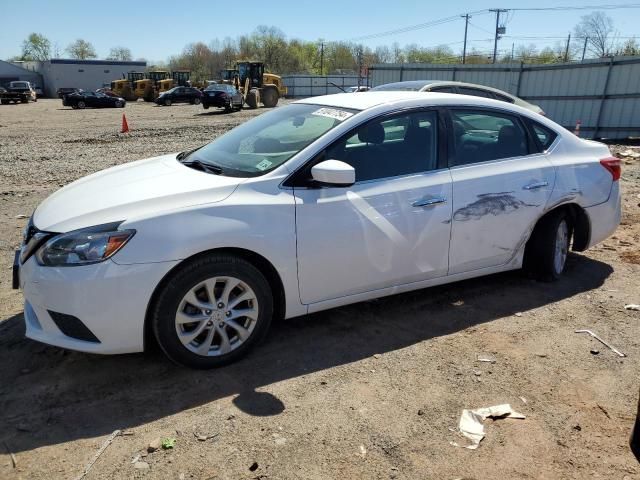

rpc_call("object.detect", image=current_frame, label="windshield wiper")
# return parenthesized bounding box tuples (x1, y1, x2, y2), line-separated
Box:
(181, 159, 223, 175)
(176, 146, 202, 161)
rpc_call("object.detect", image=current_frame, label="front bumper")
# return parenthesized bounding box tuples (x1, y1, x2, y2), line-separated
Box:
(18, 256, 179, 354)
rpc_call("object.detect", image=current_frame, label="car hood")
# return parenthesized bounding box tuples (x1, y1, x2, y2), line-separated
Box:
(34, 153, 244, 232)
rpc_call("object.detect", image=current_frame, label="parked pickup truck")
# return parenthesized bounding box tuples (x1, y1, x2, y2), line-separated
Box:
(0, 81, 37, 104)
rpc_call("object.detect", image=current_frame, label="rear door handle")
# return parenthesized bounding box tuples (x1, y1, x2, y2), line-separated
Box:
(523, 181, 548, 190)
(412, 196, 447, 207)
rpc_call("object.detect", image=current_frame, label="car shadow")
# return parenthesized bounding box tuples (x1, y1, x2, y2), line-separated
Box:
(0, 254, 613, 452)
(193, 110, 235, 116)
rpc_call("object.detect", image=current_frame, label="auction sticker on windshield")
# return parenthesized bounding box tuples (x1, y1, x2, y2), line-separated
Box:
(311, 108, 354, 121)
(256, 159, 273, 171)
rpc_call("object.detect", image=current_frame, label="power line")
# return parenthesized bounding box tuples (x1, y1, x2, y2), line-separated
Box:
(509, 3, 640, 10)
(347, 4, 640, 43)
(348, 9, 490, 41)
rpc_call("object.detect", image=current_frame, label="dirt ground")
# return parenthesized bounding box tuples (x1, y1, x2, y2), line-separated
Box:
(0, 99, 639, 480)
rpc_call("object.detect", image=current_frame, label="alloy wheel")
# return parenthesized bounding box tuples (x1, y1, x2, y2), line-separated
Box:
(175, 276, 259, 357)
(554, 219, 569, 274)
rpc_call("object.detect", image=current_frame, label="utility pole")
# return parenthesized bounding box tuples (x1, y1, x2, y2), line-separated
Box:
(357, 48, 363, 87)
(490, 9, 508, 64)
(319, 42, 324, 75)
(564, 33, 571, 62)
(461, 14, 470, 64)
(581, 37, 589, 61)
(511, 43, 515, 62)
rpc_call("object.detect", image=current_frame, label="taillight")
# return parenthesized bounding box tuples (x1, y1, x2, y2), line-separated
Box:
(600, 156, 621, 181)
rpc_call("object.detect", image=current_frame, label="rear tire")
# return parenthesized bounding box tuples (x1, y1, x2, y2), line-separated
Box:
(151, 254, 274, 369)
(261, 87, 278, 108)
(524, 210, 571, 281)
(77, 101, 86, 109)
(194, 97, 201, 105)
(246, 89, 258, 109)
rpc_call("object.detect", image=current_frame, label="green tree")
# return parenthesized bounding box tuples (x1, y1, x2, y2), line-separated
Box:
(617, 38, 640, 56)
(21, 33, 51, 61)
(66, 39, 97, 60)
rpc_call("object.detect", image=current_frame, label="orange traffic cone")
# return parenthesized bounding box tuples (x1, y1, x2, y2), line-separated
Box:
(121, 113, 129, 133)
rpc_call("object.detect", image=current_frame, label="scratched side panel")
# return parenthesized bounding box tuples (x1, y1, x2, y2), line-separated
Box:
(448, 155, 555, 275)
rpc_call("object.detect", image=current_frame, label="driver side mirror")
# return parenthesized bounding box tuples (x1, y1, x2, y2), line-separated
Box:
(311, 160, 355, 187)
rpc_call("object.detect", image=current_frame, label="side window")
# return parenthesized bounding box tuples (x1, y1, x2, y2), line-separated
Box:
(450, 109, 528, 166)
(458, 87, 494, 99)
(530, 121, 558, 151)
(326, 111, 438, 182)
(429, 86, 456, 93)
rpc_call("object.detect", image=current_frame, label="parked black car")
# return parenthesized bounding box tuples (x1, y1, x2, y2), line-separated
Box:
(57, 87, 82, 99)
(202, 84, 243, 111)
(63, 91, 126, 109)
(155, 87, 203, 106)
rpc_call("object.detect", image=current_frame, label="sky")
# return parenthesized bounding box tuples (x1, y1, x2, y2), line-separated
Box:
(1, 0, 639, 63)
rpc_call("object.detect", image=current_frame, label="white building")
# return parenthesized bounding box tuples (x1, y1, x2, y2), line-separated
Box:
(13, 59, 147, 97)
(0, 60, 43, 92)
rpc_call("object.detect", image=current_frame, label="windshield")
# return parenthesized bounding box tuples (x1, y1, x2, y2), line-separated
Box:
(182, 103, 357, 176)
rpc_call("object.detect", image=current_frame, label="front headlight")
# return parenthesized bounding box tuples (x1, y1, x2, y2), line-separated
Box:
(35, 222, 135, 267)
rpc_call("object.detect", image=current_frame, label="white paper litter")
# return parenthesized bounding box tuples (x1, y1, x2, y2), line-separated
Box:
(452, 404, 525, 450)
(624, 304, 640, 311)
(620, 150, 640, 158)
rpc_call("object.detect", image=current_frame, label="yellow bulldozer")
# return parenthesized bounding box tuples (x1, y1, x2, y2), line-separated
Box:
(134, 70, 170, 102)
(111, 71, 144, 101)
(157, 70, 192, 94)
(225, 62, 286, 108)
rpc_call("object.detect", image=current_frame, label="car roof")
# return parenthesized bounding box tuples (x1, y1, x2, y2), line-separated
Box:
(294, 91, 558, 131)
(295, 91, 508, 111)
(373, 80, 516, 97)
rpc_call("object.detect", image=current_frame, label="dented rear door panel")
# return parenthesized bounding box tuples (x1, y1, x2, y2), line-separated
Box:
(448, 154, 556, 274)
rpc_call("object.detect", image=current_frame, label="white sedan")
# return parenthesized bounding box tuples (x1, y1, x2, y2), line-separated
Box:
(14, 92, 621, 368)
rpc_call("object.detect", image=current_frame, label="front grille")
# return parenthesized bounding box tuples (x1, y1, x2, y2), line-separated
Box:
(48, 311, 100, 343)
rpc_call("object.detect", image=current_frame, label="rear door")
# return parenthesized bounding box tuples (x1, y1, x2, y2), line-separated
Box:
(447, 108, 555, 274)
(293, 109, 453, 304)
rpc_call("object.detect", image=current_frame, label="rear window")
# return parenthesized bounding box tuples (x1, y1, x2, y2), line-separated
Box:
(458, 87, 494, 99)
(493, 92, 515, 103)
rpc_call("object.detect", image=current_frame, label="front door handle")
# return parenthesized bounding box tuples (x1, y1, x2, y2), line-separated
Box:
(412, 196, 447, 207)
(523, 181, 548, 190)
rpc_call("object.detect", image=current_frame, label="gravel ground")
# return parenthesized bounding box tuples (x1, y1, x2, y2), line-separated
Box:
(0, 99, 639, 480)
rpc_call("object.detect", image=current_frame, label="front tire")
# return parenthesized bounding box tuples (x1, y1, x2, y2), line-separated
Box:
(77, 101, 86, 109)
(193, 97, 201, 105)
(151, 254, 274, 369)
(164, 98, 172, 106)
(525, 210, 570, 281)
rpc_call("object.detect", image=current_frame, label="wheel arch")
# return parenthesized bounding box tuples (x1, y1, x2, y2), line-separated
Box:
(143, 247, 286, 351)
(525, 202, 591, 256)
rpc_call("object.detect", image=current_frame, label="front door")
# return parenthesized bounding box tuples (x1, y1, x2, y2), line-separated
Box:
(294, 110, 453, 305)
(447, 108, 555, 274)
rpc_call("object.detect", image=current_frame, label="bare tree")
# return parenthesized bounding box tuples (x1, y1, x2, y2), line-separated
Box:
(573, 12, 616, 57)
(107, 47, 133, 61)
(66, 39, 97, 60)
(21, 33, 51, 61)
